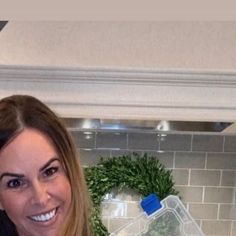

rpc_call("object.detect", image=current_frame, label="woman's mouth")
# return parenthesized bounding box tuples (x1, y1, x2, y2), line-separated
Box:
(28, 208, 57, 222)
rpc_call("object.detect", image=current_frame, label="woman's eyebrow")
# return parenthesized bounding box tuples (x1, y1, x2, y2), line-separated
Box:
(39, 157, 60, 172)
(0, 173, 24, 181)
(0, 158, 60, 181)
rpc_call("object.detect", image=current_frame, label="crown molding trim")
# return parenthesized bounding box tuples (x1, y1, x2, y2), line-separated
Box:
(0, 65, 236, 121)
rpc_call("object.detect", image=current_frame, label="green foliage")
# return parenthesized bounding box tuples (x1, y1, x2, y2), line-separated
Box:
(141, 212, 181, 236)
(84, 152, 178, 236)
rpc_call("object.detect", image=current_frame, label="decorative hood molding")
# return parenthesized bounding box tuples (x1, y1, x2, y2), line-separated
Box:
(0, 65, 236, 123)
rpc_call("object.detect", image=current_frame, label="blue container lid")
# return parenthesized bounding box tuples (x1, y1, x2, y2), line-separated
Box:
(140, 194, 162, 215)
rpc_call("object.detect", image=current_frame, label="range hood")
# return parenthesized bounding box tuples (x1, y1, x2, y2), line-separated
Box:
(0, 65, 236, 133)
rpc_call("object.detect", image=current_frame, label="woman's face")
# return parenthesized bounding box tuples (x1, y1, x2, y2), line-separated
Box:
(0, 128, 72, 236)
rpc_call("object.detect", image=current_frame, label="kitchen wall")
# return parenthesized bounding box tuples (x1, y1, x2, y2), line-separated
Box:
(1, 21, 236, 235)
(72, 129, 236, 236)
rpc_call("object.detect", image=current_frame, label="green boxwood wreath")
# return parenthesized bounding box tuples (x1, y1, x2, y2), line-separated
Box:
(84, 152, 179, 236)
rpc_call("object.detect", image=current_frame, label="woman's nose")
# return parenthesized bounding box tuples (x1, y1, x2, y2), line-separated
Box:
(30, 181, 50, 206)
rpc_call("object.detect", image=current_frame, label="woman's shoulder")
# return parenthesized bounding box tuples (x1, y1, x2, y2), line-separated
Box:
(0, 210, 18, 236)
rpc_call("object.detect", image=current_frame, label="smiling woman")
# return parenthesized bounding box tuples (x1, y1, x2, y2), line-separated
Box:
(0, 95, 92, 236)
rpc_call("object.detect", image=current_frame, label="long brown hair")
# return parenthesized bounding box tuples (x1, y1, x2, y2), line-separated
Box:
(0, 95, 91, 236)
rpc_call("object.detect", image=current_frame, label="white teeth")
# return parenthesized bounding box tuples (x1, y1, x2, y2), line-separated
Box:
(30, 209, 56, 222)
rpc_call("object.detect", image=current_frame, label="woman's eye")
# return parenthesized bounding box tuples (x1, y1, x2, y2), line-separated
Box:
(7, 179, 23, 188)
(44, 167, 58, 177)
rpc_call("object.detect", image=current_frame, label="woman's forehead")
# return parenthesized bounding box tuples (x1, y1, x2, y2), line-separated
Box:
(0, 128, 58, 172)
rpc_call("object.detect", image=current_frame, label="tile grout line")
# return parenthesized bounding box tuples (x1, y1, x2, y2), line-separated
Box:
(173, 151, 176, 169)
(205, 152, 208, 170)
(219, 169, 223, 186)
(190, 134, 193, 152)
(217, 203, 220, 220)
(188, 169, 191, 186)
(222, 135, 225, 153)
(202, 186, 205, 204)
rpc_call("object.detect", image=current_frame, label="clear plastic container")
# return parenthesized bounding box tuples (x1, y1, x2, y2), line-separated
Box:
(110, 194, 205, 236)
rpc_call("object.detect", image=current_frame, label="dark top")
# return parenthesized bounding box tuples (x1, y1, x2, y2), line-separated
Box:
(0, 210, 18, 236)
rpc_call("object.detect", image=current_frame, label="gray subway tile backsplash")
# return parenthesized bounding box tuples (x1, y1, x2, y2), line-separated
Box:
(207, 153, 236, 169)
(219, 204, 236, 220)
(204, 187, 234, 203)
(128, 132, 158, 150)
(221, 171, 236, 187)
(70, 130, 236, 236)
(160, 134, 191, 151)
(71, 131, 95, 149)
(202, 220, 231, 236)
(96, 132, 127, 149)
(172, 169, 189, 185)
(78, 149, 110, 166)
(189, 203, 218, 219)
(145, 151, 174, 168)
(175, 186, 203, 202)
(224, 135, 236, 152)
(190, 170, 220, 186)
(192, 134, 224, 152)
(175, 152, 206, 169)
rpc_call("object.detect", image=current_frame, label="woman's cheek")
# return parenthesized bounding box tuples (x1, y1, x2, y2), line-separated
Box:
(0, 192, 27, 220)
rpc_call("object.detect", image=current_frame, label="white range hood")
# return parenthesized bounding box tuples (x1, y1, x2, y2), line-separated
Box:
(0, 65, 236, 124)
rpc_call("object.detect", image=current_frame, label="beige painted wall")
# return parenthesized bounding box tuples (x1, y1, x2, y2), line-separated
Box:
(1, 21, 236, 71)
